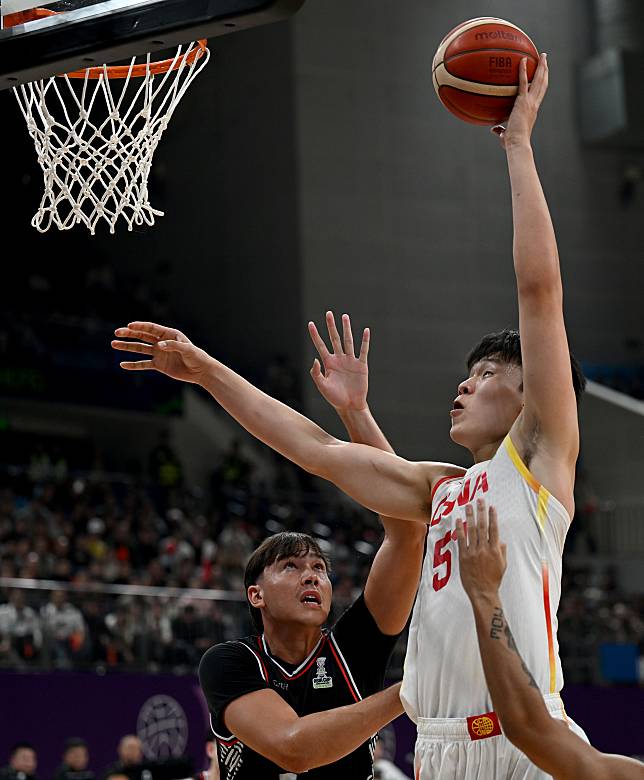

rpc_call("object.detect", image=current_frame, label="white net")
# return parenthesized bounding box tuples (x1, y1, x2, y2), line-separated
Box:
(13, 41, 210, 234)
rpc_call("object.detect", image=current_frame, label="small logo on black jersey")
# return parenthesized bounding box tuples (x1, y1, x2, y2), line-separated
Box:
(312, 656, 333, 689)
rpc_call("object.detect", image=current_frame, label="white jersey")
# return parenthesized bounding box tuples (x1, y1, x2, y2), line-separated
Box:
(401, 434, 570, 721)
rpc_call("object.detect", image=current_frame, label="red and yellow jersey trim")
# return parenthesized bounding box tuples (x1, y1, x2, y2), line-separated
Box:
(503, 435, 557, 694)
(541, 561, 557, 694)
(503, 435, 550, 531)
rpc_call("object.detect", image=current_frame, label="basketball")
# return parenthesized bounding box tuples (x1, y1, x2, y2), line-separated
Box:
(432, 17, 539, 125)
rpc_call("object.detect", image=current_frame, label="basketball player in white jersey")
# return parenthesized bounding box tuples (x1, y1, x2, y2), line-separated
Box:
(456, 502, 644, 780)
(113, 53, 584, 777)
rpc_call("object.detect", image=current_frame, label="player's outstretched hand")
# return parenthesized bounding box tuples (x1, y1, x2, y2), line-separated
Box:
(491, 52, 549, 149)
(308, 311, 370, 412)
(456, 501, 507, 601)
(111, 321, 212, 384)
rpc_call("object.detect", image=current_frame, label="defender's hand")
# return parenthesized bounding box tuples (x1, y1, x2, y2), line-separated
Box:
(456, 502, 507, 600)
(111, 321, 211, 384)
(308, 311, 370, 412)
(492, 53, 548, 149)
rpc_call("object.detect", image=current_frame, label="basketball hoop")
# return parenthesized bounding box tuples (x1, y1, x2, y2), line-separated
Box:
(8, 9, 210, 233)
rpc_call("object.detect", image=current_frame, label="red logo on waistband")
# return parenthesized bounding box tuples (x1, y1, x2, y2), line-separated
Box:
(466, 711, 502, 740)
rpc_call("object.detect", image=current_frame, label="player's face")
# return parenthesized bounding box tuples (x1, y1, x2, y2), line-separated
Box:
(449, 359, 523, 453)
(255, 553, 332, 630)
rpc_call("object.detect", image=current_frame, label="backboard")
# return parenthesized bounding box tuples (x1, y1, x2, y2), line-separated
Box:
(0, 0, 305, 89)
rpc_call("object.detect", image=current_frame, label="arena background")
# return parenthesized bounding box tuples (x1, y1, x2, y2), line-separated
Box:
(1, 0, 643, 777)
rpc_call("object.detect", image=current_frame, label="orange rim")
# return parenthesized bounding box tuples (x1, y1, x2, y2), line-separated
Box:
(4, 7, 207, 79)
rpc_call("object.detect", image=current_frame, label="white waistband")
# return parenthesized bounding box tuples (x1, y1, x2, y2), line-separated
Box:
(416, 693, 565, 741)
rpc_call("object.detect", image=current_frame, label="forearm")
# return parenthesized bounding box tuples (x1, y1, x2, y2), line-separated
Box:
(506, 143, 561, 294)
(470, 593, 552, 740)
(470, 594, 617, 780)
(338, 407, 395, 454)
(286, 683, 403, 771)
(200, 356, 334, 472)
(338, 407, 428, 537)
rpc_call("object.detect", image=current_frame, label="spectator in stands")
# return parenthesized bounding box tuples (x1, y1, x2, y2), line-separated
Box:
(53, 738, 94, 780)
(570, 465, 599, 554)
(133, 600, 172, 669)
(192, 736, 219, 780)
(196, 603, 225, 651)
(28, 444, 68, 484)
(77, 598, 105, 663)
(104, 737, 143, 780)
(101, 604, 135, 666)
(0, 591, 42, 664)
(130, 526, 158, 570)
(149, 432, 183, 491)
(105, 734, 192, 780)
(170, 604, 202, 666)
(0, 744, 38, 780)
(213, 440, 252, 494)
(216, 518, 253, 573)
(41, 591, 86, 667)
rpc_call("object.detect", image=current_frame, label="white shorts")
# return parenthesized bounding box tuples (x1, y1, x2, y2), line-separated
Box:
(413, 694, 588, 780)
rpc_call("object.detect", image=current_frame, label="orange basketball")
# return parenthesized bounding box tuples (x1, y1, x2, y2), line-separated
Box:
(432, 17, 539, 125)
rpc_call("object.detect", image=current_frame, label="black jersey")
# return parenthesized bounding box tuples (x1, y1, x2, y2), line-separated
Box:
(199, 594, 399, 780)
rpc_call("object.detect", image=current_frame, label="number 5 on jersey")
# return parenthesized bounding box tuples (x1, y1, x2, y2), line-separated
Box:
(432, 528, 454, 591)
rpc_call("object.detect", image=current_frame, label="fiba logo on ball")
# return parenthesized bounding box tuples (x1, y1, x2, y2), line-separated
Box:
(471, 716, 494, 737)
(137, 695, 188, 759)
(432, 17, 539, 125)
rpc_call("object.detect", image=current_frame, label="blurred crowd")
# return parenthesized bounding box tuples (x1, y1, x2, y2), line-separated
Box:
(0, 437, 380, 672)
(0, 436, 642, 683)
(559, 564, 644, 684)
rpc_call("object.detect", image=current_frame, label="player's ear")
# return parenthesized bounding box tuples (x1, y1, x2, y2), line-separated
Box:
(248, 584, 265, 608)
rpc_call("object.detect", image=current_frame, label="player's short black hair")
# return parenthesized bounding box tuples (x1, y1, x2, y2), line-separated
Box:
(244, 532, 332, 632)
(466, 328, 586, 403)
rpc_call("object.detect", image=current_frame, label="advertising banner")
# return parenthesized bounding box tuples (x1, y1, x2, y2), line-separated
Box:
(0, 670, 208, 780)
(1, 671, 642, 780)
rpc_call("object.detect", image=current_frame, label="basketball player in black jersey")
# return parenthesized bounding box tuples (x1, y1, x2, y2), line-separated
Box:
(199, 527, 417, 779)
(196, 317, 423, 780)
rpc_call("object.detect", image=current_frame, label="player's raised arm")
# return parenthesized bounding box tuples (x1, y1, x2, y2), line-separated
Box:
(496, 55, 580, 501)
(457, 504, 644, 780)
(309, 311, 463, 634)
(111, 321, 432, 522)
